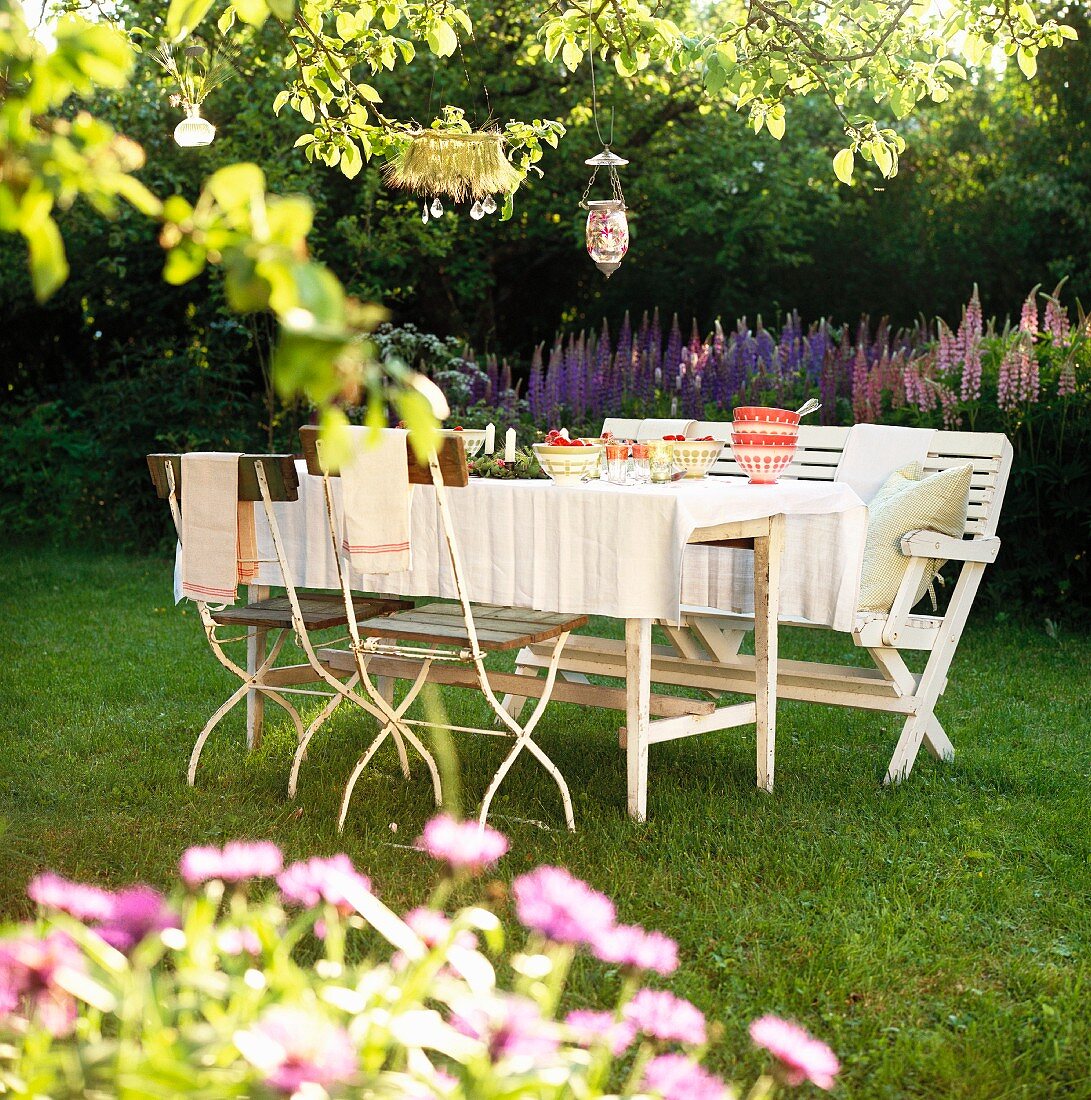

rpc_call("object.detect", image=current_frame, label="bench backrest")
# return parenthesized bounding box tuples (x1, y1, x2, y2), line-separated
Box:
(298, 426, 469, 487)
(602, 419, 1013, 539)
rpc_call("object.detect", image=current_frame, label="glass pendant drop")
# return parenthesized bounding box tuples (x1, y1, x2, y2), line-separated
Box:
(470, 201, 485, 220)
(482, 195, 498, 215)
(430, 198, 444, 218)
(421, 201, 429, 224)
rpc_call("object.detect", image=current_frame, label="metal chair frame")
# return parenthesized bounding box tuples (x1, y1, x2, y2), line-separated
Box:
(309, 440, 577, 833)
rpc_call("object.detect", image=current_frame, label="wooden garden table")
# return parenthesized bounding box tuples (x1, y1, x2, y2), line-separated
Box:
(243, 472, 864, 820)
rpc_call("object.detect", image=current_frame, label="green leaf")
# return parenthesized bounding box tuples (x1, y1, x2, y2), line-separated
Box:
(872, 140, 893, 176)
(357, 83, 382, 103)
(232, 0, 269, 28)
(426, 20, 458, 58)
(114, 176, 163, 217)
(340, 141, 363, 179)
(833, 147, 854, 185)
(207, 163, 266, 211)
(272, 90, 290, 115)
(267, 0, 294, 18)
(163, 241, 207, 286)
(766, 112, 785, 140)
(561, 39, 583, 72)
(1017, 47, 1037, 78)
(336, 12, 356, 40)
(166, 0, 215, 41)
(25, 217, 69, 302)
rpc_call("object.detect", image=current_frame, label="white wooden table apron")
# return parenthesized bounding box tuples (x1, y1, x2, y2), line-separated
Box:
(243, 473, 865, 821)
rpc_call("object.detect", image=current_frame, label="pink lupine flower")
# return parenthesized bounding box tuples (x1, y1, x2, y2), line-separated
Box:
(1020, 291, 1039, 336)
(452, 993, 559, 1061)
(959, 286, 983, 401)
(1044, 297, 1071, 346)
(1058, 360, 1076, 398)
(28, 872, 114, 921)
(565, 1009, 637, 1055)
(623, 988, 707, 1046)
(935, 382, 962, 429)
(512, 866, 616, 947)
(750, 1015, 840, 1090)
(998, 343, 1020, 412)
(0, 931, 84, 1037)
(851, 344, 870, 423)
(241, 1007, 357, 1094)
(277, 854, 372, 911)
(179, 841, 283, 886)
(97, 886, 179, 953)
(418, 814, 509, 873)
(642, 1053, 730, 1100)
(593, 923, 679, 975)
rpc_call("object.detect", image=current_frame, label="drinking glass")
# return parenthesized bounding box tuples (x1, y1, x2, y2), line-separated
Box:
(648, 440, 674, 484)
(630, 442, 650, 484)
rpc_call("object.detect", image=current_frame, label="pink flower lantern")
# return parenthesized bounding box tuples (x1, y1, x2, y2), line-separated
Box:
(581, 148, 629, 279)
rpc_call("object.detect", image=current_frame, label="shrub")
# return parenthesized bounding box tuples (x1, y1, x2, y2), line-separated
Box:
(0, 819, 839, 1098)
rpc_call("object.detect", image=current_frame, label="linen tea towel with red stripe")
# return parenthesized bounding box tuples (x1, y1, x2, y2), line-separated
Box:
(180, 452, 243, 603)
(340, 426, 413, 574)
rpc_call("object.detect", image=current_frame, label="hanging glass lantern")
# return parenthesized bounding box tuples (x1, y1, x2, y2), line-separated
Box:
(173, 105, 216, 148)
(581, 149, 629, 278)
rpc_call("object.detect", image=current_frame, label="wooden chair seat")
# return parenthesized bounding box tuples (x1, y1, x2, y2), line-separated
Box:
(212, 594, 412, 631)
(355, 601, 588, 652)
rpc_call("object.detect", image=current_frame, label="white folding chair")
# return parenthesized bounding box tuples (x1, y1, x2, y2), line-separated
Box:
(296, 427, 587, 832)
(148, 453, 411, 785)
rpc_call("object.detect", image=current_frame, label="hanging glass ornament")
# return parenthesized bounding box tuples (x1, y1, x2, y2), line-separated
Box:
(173, 105, 216, 148)
(430, 197, 445, 218)
(482, 194, 498, 215)
(470, 201, 485, 220)
(154, 39, 233, 149)
(580, 149, 629, 278)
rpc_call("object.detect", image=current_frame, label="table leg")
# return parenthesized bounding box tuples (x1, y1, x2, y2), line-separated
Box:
(625, 617, 652, 822)
(246, 583, 270, 751)
(753, 515, 784, 792)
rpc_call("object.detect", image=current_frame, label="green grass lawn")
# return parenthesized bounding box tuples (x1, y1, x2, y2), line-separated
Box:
(1, 545, 1089, 1097)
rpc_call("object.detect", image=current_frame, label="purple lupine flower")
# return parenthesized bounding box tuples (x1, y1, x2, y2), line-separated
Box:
(512, 865, 616, 947)
(452, 993, 559, 1062)
(97, 886, 179, 952)
(240, 1007, 357, 1094)
(528, 343, 545, 422)
(1058, 360, 1076, 398)
(750, 1015, 840, 1090)
(755, 316, 776, 368)
(819, 349, 838, 425)
(959, 285, 983, 401)
(565, 1009, 637, 1055)
(664, 313, 683, 378)
(28, 872, 115, 922)
(0, 931, 83, 1037)
(712, 318, 725, 360)
(642, 1054, 730, 1100)
(1044, 296, 1071, 346)
(647, 307, 663, 364)
(593, 923, 679, 975)
(623, 988, 707, 1045)
(277, 854, 372, 911)
(417, 814, 509, 873)
(179, 841, 283, 886)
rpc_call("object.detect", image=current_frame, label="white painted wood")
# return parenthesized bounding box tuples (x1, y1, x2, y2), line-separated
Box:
(754, 514, 783, 792)
(900, 531, 1001, 563)
(245, 583, 270, 750)
(625, 618, 652, 822)
(644, 702, 758, 744)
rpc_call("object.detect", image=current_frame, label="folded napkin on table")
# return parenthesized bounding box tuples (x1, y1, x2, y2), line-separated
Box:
(835, 424, 935, 504)
(340, 426, 412, 574)
(180, 452, 244, 603)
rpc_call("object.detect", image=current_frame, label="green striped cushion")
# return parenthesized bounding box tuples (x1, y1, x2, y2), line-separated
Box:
(859, 462, 973, 613)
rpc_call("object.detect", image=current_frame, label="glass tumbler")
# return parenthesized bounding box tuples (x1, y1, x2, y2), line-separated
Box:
(630, 442, 650, 484)
(648, 440, 675, 484)
(606, 441, 629, 485)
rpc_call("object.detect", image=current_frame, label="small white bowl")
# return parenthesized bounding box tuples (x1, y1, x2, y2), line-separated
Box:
(532, 443, 604, 484)
(439, 428, 487, 458)
(731, 442, 797, 484)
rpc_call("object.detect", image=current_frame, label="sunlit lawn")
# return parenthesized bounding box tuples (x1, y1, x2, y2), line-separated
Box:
(1, 545, 1089, 1097)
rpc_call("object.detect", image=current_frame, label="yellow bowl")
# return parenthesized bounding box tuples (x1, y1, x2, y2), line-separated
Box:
(532, 443, 604, 484)
(439, 428, 487, 458)
(673, 439, 725, 478)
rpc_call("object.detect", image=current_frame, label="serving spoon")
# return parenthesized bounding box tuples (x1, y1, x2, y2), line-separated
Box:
(795, 398, 822, 418)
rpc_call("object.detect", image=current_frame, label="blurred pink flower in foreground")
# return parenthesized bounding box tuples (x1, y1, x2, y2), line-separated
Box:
(0, 931, 84, 1037)
(28, 872, 114, 922)
(96, 887, 178, 953)
(564, 1008, 637, 1056)
(593, 922, 679, 975)
(512, 866, 616, 947)
(277, 854, 372, 911)
(452, 993, 559, 1062)
(749, 1015, 840, 1090)
(624, 988, 707, 1046)
(241, 1006, 357, 1094)
(404, 907, 478, 951)
(180, 841, 283, 886)
(418, 814, 509, 873)
(642, 1052, 731, 1100)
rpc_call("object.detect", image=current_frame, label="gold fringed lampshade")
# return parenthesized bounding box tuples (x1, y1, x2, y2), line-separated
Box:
(382, 131, 521, 204)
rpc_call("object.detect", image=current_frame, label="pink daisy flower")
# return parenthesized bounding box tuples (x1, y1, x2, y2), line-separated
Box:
(241, 1007, 357, 1094)
(750, 1015, 840, 1090)
(593, 923, 679, 975)
(27, 872, 114, 922)
(624, 988, 707, 1046)
(179, 841, 283, 886)
(418, 814, 509, 873)
(277, 854, 372, 911)
(0, 931, 84, 1037)
(642, 1053, 730, 1100)
(96, 886, 179, 953)
(452, 993, 558, 1062)
(511, 866, 615, 947)
(564, 1008, 637, 1056)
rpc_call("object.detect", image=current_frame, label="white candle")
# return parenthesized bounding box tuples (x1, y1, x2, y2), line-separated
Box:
(504, 428, 516, 462)
(485, 423, 496, 454)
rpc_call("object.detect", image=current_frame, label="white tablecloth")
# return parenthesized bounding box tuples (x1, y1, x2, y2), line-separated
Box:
(176, 467, 867, 628)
